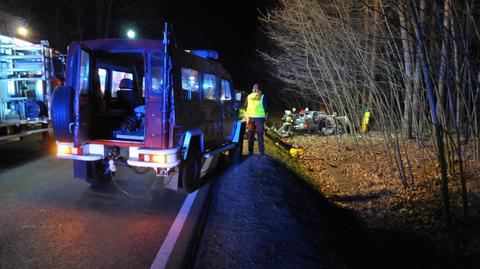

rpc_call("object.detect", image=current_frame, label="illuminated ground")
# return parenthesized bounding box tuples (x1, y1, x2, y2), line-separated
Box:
(0, 141, 187, 268)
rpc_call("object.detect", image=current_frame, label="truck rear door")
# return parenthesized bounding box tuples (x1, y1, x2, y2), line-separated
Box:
(144, 52, 165, 148)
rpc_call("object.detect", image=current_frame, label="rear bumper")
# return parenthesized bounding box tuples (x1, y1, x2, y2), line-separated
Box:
(126, 159, 181, 168)
(127, 147, 180, 169)
(55, 142, 180, 169)
(56, 153, 103, 161)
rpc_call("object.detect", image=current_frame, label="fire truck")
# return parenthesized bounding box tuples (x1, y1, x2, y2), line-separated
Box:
(51, 24, 244, 193)
(0, 12, 64, 143)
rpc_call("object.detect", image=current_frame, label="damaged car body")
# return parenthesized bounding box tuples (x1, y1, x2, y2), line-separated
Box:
(271, 109, 349, 137)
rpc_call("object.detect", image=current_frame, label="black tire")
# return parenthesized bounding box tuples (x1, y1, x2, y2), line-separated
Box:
(51, 86, 74, 141)
(180, 147, 201, 193)
(229, 122, 245, 164)
(86, 160, 111, 187)
(25, 100, 41, 118)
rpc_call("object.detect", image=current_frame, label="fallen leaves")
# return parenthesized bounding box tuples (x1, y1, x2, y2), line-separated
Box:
(287, 132, 480, 260)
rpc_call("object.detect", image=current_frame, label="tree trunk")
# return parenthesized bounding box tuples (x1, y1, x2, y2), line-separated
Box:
(446, 70, 468, 223)
(436, 0, 451, 127)
(412, 0, 425, 138)
(409, 0, 451, 226)
(400, 1, 414, 139)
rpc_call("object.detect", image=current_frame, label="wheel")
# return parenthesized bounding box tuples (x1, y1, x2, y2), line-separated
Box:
(25, 100, 41, 118)
(180, 147, 201, 193)
(229, 122, 245, 164)
(85, 160, 111, 187)
(51, 86, 74, 141)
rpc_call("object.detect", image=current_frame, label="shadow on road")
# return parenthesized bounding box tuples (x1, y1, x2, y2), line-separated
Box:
(0, 139, 55, 172)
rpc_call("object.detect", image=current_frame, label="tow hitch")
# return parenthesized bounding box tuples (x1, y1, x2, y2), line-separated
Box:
(108, 159, 117, 173)
(154, 168, 173, 177)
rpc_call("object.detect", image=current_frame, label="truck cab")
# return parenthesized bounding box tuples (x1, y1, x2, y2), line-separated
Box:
(52, 25, 243, 192)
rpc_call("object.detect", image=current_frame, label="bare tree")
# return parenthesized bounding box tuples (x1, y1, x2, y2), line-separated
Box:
(261, 0, 480, 225)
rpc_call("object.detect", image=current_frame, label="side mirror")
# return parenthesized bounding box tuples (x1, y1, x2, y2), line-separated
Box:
(235, 92, 242, 102)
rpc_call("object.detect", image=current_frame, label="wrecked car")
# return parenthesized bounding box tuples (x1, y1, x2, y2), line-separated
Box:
(271, 109, 347, 137)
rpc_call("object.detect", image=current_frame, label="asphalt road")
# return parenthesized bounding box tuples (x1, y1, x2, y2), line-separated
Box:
(0, 141, 189, 269)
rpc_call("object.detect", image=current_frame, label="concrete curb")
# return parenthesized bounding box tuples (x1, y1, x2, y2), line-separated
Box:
(164, 179, 214, 269)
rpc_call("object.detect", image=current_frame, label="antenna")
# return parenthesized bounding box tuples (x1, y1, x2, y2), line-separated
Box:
(162, 22, 170, 149)
(163, 22, 170, 47)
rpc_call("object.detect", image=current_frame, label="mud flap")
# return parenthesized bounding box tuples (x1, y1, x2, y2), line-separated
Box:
(73, 160, 90, 180)
(200, 155, 220, 177)
(163, 171, 180, 191)
(73, 160, 111, 186)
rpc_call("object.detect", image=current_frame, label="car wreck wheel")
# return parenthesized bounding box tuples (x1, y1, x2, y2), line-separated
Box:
(180, 148, 201, 193)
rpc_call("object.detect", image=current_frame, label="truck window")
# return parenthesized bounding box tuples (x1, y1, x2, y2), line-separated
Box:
(220, 79, 232, 101)
(53, 57, 65, 80)
(97, 68, 107, 96)
(202, 73, 217, 100)
(151, 54, 163, 96)
(79, 50, 90, 94)
(181, 68, 200, 101)
(111, 71, 133, 98)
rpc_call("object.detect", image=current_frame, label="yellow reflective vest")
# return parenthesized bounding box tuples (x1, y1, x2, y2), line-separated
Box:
(246, 93, 266, 118)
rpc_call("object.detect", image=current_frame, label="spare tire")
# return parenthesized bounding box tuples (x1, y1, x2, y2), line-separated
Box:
(51, 86, 74, 141)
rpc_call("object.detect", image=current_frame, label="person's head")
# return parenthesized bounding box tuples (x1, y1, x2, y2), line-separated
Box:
(252, 83, 262, 94)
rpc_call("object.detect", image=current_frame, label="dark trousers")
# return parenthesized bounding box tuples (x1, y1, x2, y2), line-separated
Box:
(246, 117, 265, 154)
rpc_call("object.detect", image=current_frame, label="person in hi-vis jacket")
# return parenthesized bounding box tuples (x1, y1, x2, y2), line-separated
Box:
(244, 83, 268, 156)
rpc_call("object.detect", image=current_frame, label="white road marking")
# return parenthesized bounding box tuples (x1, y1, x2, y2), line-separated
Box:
(150, 190, 199, 269)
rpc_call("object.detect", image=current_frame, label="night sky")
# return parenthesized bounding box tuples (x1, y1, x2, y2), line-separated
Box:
(1, 0, 279, 93)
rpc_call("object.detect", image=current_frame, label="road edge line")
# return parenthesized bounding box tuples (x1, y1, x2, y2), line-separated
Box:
(150, 190, 199, 269)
